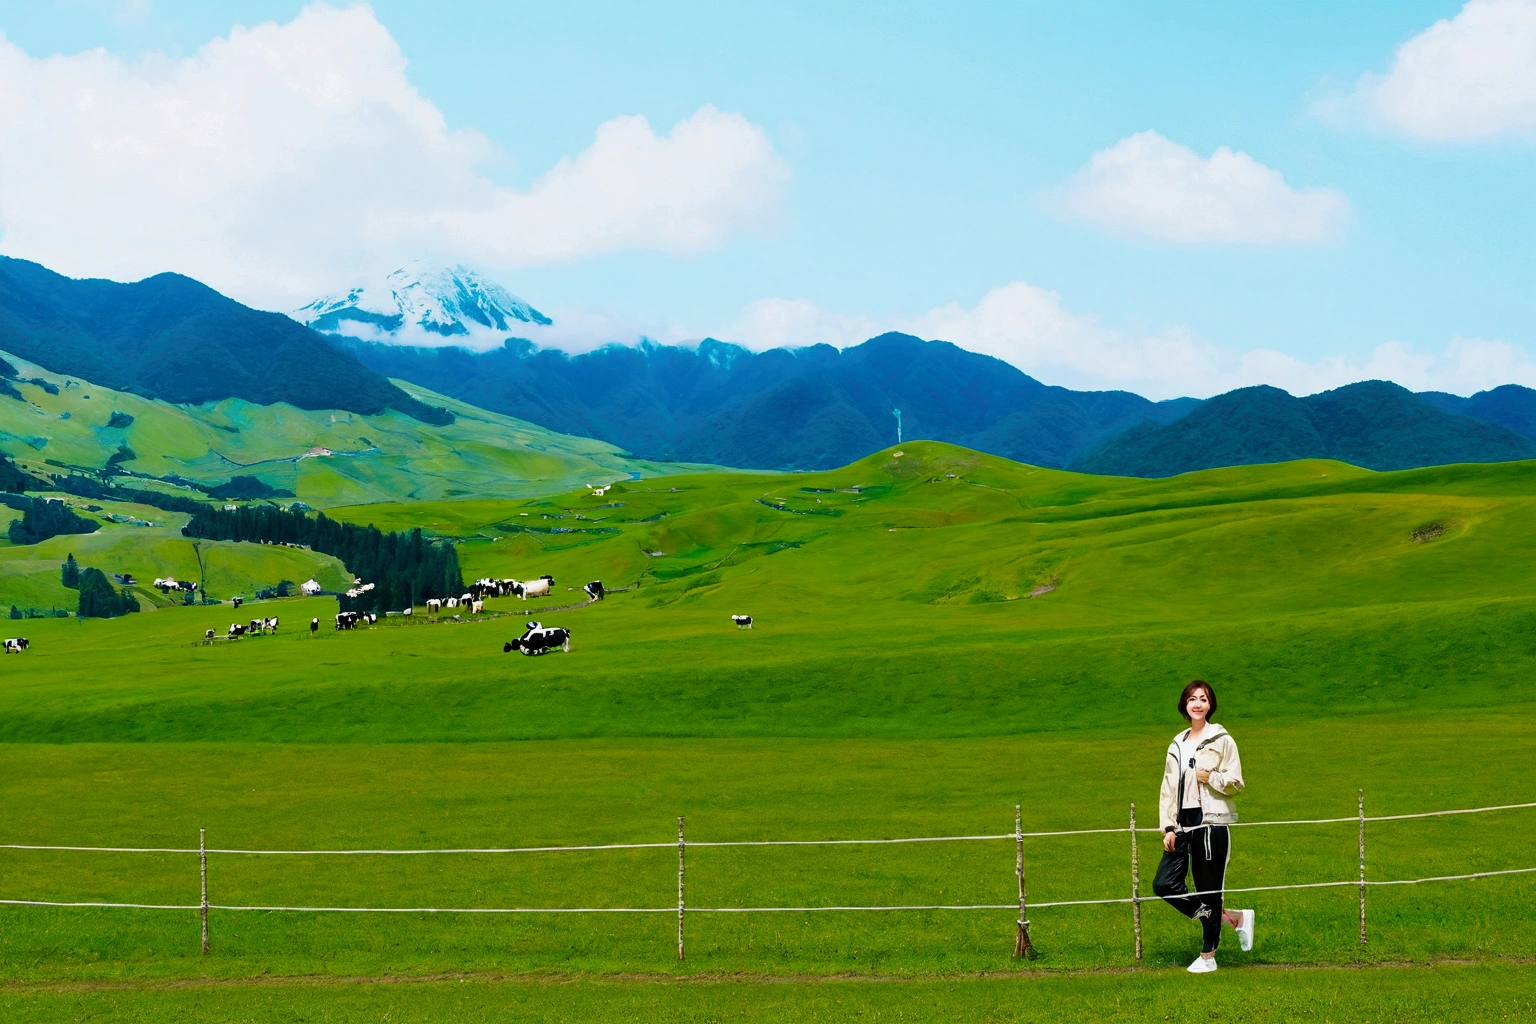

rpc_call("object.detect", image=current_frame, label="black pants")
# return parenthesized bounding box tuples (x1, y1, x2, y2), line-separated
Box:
(1153, 825, 1230, 953)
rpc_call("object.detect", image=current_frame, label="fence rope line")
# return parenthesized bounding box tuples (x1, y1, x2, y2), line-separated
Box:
(0, 899, 198, 910)
(1, 800, 1530, 857)
(3, 865, 1531, 917)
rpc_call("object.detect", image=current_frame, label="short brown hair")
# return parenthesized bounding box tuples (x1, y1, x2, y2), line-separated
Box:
(1178, 680, 1217, 721)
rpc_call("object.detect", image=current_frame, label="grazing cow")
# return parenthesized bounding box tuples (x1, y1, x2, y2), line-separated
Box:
(461, 592, 473, 604)
(732, 615, 753, 629)
(426, 599, 442, 615)
(446, 597, 459, 609)
(367, 612, 378, 624)
(504, 622, 570, 655)
(4, 637, 29, 653)
(232, 596, 243, 609)
(205, 629, 216, 640)
(512, 578, 551, 601)
(310, 617, 319, 635)
(470, 600, 484, 614)
(582, 580, 604, 602)
(335, 612, 359, 630)
(228, 624, 246, 638)
(263, 616, 279, 633)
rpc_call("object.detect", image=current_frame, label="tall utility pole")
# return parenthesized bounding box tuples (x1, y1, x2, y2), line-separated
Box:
(893, 408, 902, 444)
(192, 541, 208, 604)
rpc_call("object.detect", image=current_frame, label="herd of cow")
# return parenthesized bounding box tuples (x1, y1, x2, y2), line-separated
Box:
(208, 617, 280, 640)
(186, 570, 751, 659)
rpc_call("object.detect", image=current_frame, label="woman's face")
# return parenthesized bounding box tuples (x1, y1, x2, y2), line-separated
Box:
(1185, 689, 1211, 722)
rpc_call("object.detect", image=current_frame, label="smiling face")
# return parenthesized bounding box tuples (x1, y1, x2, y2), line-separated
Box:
(1185, 687, 1211, 724)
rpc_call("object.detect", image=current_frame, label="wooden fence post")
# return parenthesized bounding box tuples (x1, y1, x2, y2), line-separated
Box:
(1130, 802, 1142, 962)
(1358, 789, 1367, 946)
(199, 828, 209, 955)
(677, 816, 686, 962)
(1013, 804, 1035, 959)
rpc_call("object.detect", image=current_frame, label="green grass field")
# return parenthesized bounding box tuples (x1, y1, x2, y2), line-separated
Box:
(0, 502, 351, 612)
(0, 352, 715, 508)
(2, 442, 1532, 1019)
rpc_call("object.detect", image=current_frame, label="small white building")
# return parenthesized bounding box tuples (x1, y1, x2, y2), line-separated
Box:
(300, 579, 323, 596)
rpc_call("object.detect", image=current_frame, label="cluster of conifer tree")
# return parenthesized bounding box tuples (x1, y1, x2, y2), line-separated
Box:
(60, 554, 138, 618)
(5, 495, 99, 545)
(182, 505, 462, 613)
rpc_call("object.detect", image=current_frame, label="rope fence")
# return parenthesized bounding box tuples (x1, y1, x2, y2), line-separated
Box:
(1, 799, 1530, 963)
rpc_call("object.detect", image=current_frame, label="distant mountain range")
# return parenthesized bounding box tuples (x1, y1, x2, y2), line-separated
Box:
(0, 256, 450, 424)
(1073, 381, 1536, 476)
(337, 327, 1536, 476)
(294, 262, 551, 349)
(341, 332, 1201, 471)
(3, 255, 1535, 480)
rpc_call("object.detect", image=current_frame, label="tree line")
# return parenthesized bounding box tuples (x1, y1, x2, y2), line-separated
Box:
(4, 494, 99, 545)
(182, 505, 462, 614)
(60, 553, 140, 619)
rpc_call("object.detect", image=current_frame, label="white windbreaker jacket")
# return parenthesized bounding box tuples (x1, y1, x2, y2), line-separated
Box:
(1159, 722, 1244, 831)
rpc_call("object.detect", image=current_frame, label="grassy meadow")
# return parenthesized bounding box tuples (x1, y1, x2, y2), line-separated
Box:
(1, 442, 1533, 1018)
(0, 504, 352, 613)
(0, 353, 710, 507)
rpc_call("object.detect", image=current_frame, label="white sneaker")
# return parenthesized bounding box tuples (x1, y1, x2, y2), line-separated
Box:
(1236, 909, 1255, 952)
(1187, 955, 1218, 974)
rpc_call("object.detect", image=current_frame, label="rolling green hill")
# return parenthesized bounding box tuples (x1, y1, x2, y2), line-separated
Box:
(0, 352, 717, 509)
(9, 441, 1535, 739)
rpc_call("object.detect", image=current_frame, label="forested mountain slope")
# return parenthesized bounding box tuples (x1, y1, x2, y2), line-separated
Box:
(0, 257, 449, 424)
(345, 332, 1199, 470)
(1072, 381, 1536, 476)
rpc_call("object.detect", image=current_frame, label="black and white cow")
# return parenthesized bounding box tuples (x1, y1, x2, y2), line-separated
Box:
(504, 622, 570, 655)
(583, 580, 604, 601)
(731, 615, 753, 629)
(310, 617, 319, 635)
(335, 612, 359, 630)
(205, 628, 216, 640)
(228, 623, 246, 638)
(4, 637, 29, 653)
(232, 596, 243, 609)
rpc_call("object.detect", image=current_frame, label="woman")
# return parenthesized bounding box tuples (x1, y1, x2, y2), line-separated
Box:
(1153, 679, 1255, 973)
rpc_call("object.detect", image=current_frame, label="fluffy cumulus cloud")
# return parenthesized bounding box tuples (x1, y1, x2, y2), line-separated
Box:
(1059, 131, 1349, 244)
(0, 3, 788, 310)
(720, 284, 1536, 400)
(1344, 0, 1536, 141)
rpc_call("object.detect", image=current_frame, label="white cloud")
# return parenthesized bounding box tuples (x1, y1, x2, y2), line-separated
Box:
(712, 284, 1536, 400)
(1059, 131, 1350, 244)
(0, 3, 788, 311)
(728, 298, 883, 351)
(1343, 0, 1536, 141)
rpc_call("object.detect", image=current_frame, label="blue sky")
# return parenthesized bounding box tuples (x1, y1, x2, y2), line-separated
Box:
(1, 1, 1533, 398)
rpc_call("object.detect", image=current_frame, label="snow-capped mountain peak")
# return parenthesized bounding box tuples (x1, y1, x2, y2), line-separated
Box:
(295, 261, 552, 350)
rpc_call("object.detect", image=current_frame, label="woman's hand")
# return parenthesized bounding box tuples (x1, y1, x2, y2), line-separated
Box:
(1163, 831, 1177, 852)
(1196, 768, 1212, 784)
